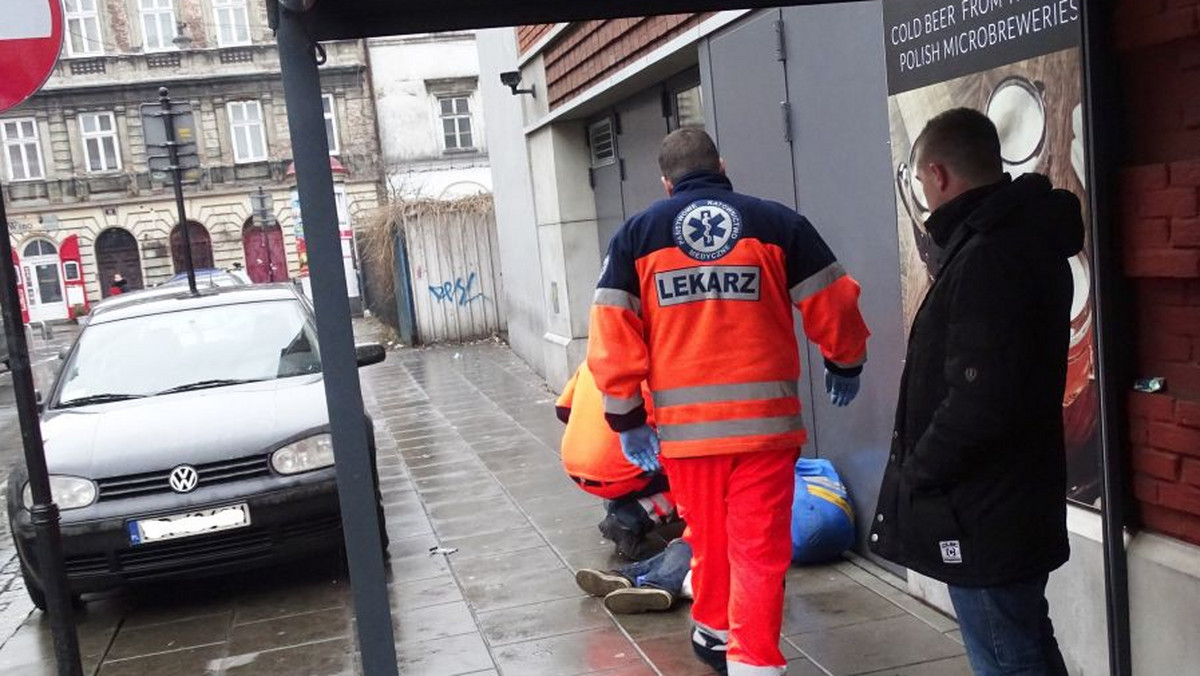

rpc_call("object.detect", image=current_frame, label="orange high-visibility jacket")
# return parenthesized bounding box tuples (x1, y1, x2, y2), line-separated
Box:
(588, 171, 870, 459)
(556, 362, 655, 484)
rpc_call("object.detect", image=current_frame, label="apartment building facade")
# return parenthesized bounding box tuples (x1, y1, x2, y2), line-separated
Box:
(0, 0, 385, 321)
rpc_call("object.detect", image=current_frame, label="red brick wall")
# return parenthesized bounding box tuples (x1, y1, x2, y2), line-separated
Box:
(1118, 0, 1200, 546)
(519, 25, 556, 53)
(541, 14, 711, 109)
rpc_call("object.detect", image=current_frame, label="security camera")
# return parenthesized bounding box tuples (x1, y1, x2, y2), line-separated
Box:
(499, 71, 535, 97)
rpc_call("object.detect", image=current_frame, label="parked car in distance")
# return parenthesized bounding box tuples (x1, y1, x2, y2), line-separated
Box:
(86, 268, 253, 320)
(6, 284, 387, 608)
(164, 268, 251, 288)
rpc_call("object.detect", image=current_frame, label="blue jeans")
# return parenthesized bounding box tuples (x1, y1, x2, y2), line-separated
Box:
(948, 575, 1068, 676)
(618, 539, 692, 594)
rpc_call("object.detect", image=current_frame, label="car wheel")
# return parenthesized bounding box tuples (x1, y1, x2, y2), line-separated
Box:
(20, 565, 47, 611)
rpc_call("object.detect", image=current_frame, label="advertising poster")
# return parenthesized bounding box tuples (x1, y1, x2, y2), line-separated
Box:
(883, 0, 1101, 505)
(290, 190, 309, 277)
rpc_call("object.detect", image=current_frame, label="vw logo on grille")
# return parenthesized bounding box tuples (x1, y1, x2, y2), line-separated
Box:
(169, 465, 199, 494)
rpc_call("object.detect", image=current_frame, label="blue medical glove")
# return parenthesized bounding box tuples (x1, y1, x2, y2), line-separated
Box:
(825, 370, 861, 407)
(619, 424, 661, 472)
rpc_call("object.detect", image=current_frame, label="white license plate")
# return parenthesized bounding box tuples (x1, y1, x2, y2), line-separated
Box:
(128, 504, 251, 545)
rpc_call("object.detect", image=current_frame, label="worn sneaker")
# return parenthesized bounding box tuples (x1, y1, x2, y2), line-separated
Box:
(691, 626, 729, 675)
(575, 569, 632, 597)
(603, 586, 674, 614)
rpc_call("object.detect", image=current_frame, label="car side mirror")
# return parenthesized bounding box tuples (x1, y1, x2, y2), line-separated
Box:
(355, 343, 386, 368)
(35, 390, 43, 412)
(58, 347, 69, 361)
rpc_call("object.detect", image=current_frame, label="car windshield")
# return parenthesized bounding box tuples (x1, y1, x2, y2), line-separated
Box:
(55, 300, 321, 407)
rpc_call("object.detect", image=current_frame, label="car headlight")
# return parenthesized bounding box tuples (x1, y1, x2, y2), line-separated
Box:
(22, 476, 98, 511)
(271, 434, 335, 475)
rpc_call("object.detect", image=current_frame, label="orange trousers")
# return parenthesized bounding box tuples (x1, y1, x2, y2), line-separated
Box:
(668, 447, 798, 674)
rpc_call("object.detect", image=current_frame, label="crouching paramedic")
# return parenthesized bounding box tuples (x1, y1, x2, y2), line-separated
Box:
(556, 361, 677, 560)
(588, 128, 870, 676)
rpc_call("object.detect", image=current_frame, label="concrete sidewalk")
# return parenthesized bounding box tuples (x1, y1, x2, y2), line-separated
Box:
(366, 342, 970, 676)
(0, 340, 970, 675)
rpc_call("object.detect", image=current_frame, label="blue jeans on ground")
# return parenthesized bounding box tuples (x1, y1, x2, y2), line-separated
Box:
(948, 574, 1069, 676)
(618, 538, 692, 594)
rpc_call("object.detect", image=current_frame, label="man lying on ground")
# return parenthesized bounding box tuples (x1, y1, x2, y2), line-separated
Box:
(574, 458, 856, 614)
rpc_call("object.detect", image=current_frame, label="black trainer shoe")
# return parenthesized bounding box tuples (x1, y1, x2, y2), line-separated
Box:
(575, 569, 632, 597)
(691, 626, 729, 675)
(604, 586, 674, 614)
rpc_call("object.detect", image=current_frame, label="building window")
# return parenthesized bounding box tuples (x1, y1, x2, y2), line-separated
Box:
(1, 118, 45, 181)
(438, 95, 474, 151)
(139, 0, 177, 52)
(322, 94, 340, 156)
(674, 84, 705, 129)
(213, 0, 251, 47)
(588, 119, 616, 168)
(79, 112, 121, 173)
(64, 0, 104, 56)
(228, 101, 267, 163)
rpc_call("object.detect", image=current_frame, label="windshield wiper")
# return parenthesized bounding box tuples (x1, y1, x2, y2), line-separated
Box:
(57, 393, 146, 408)
(156, 379, 265, 395)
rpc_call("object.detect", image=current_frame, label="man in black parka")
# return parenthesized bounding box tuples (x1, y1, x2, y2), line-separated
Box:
(870, 108, 1081, 676)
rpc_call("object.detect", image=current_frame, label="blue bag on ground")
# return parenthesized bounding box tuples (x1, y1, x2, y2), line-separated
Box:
(791, 458, 856, 564)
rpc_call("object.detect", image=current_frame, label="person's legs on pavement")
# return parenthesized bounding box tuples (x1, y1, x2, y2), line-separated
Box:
(604, 538, 694, 614)
(724, 448, 797, 676)
(574, 538, 668, 598)
(634, 537, 692, 591)
(948, 574, 1067, 676)
(668, 455, 734, 674)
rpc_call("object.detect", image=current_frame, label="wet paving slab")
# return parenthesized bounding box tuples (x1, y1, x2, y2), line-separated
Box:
(0, 338, 968, 675)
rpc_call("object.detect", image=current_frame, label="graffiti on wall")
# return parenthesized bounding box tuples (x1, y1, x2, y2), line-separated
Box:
(429, 272, 485, 306)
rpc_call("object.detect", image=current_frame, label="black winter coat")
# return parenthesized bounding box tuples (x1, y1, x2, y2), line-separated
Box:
(869, 174, 1083, 587)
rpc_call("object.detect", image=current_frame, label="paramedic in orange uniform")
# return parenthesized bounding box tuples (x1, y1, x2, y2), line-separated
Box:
(556, 361, 677, 560)
(588, 128, 870, 676)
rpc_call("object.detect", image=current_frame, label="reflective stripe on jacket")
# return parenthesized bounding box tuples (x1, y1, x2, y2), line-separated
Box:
(588, 171, 869, 459)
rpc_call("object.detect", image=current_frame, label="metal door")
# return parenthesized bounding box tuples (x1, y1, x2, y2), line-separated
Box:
(615, 86, 671, 217)
(700, 8, 820, 442)
(781, 1, 905, 561)
(589, 116, 625, 254)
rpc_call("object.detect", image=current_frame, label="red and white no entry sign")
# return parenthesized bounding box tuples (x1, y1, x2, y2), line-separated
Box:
(0, 0, 64, 114)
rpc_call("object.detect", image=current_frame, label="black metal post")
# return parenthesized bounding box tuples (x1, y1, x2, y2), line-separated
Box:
(1080, 1, 1134, 674)
(276, 8, 399, 676)
(159, 87, 198, 294)
(0, 193, 83, 676)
